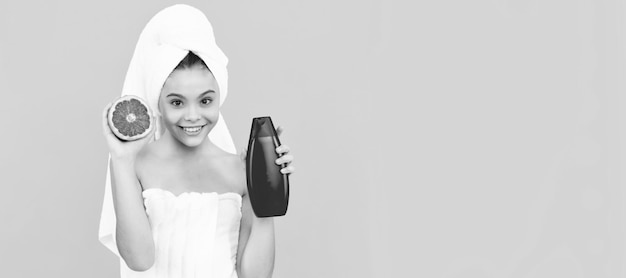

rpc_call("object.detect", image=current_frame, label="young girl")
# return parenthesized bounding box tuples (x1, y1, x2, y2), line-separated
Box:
(98, 5, 295, 278)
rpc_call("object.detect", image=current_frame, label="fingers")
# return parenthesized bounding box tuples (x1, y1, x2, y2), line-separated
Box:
(240, 148, 248, 161)
(275, 145, 290, 155)
(274, 142, 294, 174)
(275, 125, 283, 137)
(275, 154, 293, 165)
(102, 102, 114, 137)
(280, 165, 295, 175)
(148, 125, 157, 143)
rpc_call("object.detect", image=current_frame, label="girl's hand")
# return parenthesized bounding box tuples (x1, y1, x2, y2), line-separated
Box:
(239, 125, 295, 175)
(102, 101, 156, 161)
(274, 126, 295, 175)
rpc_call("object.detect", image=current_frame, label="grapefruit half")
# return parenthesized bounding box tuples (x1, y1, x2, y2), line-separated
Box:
(107, 95, 153, 141)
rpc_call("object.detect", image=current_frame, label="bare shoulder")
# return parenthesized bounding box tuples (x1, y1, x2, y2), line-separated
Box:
(134, 142, 159, 185)
(219, 153, 247, 196)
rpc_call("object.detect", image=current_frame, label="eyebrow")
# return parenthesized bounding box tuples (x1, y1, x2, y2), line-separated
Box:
(166, 90, 215, 98)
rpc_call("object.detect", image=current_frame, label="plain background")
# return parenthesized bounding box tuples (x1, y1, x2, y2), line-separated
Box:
(1, 0, 625, 277)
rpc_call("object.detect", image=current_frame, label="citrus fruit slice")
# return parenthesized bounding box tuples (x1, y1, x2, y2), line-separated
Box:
(107, 95, 153, 141)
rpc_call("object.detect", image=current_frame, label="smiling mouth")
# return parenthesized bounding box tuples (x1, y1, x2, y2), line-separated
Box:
(179, 125, 206, 135)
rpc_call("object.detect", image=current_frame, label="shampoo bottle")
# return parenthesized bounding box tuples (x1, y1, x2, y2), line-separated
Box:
(245, 116, 289, 217)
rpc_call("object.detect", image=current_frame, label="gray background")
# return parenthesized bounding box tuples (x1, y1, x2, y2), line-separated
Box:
(1, 0, 625, 277)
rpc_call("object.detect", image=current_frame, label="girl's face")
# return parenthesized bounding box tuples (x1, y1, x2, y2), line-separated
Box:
(158, 64, 220, 148)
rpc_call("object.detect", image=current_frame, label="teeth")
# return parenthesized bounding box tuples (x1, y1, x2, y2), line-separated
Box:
(183, 126, 201, 133)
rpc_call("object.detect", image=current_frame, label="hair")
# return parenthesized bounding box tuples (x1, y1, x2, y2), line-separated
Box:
(173, 51, 210, 71)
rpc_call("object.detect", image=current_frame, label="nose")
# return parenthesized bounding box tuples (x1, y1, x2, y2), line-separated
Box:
(184, 104, 201, 122)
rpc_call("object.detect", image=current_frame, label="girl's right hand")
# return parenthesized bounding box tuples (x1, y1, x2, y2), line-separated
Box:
(102, 101, 156, 161)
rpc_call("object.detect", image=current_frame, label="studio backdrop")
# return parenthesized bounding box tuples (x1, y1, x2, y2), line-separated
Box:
(0, 0, 624, 277)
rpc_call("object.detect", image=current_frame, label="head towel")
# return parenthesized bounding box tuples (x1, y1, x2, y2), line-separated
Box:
(98, 4, 237, 259)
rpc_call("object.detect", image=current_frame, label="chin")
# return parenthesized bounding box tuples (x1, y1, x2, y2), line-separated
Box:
(178, 127, 214, 148)
(181, 139, 205, 148)
(176, 132, 208, 148)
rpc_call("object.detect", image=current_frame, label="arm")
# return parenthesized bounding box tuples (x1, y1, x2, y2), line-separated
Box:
(235, 126, 294, 278)
(109, 157, 155, 271)
(236, 191, 276, 278)
(101, 102, 155, 271)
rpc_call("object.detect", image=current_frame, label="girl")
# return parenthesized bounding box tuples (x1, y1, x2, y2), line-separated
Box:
(99, 5, 295, 278)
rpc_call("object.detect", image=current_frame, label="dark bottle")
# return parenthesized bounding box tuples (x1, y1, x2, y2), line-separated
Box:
(246, 117, 289, 217)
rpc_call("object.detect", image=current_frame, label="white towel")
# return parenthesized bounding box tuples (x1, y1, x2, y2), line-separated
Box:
(99, 4, 237, 259)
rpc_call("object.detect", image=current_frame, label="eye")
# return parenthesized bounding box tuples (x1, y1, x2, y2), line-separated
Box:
(170, 99, 183, 107)
(201, 98, 213, 105)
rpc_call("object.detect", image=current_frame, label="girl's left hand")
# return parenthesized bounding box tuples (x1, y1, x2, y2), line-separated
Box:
(239, 125, 295, 175)
(274, 126, 295, 175)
